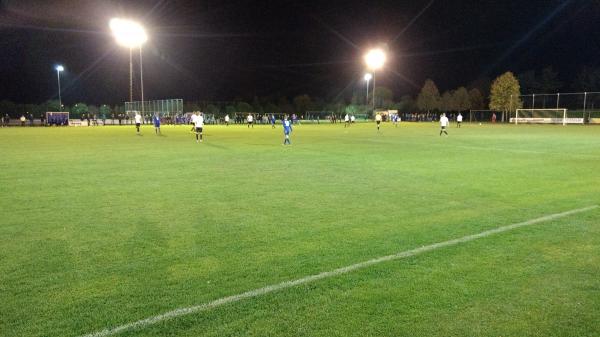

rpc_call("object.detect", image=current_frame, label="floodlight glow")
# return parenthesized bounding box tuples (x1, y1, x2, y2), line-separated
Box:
(364, 48, 386, 70)
(364, 73, 372, 81)
(109, 18, 148, 48)
(56, 65, 64, 72)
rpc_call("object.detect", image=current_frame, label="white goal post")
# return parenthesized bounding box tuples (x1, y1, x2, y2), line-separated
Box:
(512, 108, 583, 125)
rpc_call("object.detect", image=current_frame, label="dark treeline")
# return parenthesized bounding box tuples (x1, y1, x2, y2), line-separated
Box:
(2, 66, 599, 119)
(0, 82, 484, 120)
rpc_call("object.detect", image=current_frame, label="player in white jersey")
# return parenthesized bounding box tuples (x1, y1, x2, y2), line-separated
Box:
(194, 113, 204, 142)
(456, 113, 463, 128)
(190, 112, 198, 132)
(344, 113, 350, 128)
(224, 114, 230, 126)
(247, 114, 253, 128)
(375, 112, 382, 131)
(134, 112, 142, 134)
(440, 113, 449, 136)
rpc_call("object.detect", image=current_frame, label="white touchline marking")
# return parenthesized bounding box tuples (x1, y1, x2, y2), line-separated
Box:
(80, 205, 598, 337)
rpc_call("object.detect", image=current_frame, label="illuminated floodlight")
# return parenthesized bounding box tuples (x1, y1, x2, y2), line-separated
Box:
(364, 73, 372, 81)
(109, 18, 148, 48)
(56, 65, 64, 72)
(364, 48, 386, 70)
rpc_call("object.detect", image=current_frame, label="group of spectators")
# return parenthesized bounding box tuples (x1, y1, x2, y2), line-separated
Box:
(228, 113, 299, 125)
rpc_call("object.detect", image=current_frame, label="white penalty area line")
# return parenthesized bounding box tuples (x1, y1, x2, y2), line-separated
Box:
(80, 205, 598, 337)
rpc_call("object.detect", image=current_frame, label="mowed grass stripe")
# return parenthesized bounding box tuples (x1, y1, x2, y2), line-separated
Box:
(80, 205, 597, 337)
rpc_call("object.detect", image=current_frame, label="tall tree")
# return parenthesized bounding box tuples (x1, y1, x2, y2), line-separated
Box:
(417, 79, 441, 112)
(293, 94, 312, 114)
(574, 66, 600, 91)
(344, 104, 359, 115)
(99, 104, 111, 117)
(88, 105, 99, 115)
(489, 72, 522, 120)
(184, 102, 200, 113)
(70, 103, 88, 118)
(225, 105, 236, 115)
(264, 102, 278, 114)
(278, 97, 294, 114)
(441, 91, 454, 112)
(0, 100, 16, 116)
(397, 95, 416, 113)
(374, 86, 394, 109)
(453, 87, 471, 112)
(236, 101, 253, 112)
(468, 88, 485, 110)
(252, 96, 264, 114)
(45, 100, 61, 112)
(539, 66, 562, 93)
(517, 70, 539, 93)
(205, 104, 220, 115)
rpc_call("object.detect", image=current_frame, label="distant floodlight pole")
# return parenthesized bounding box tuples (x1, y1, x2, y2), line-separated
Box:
(129, 48, 133, 103)
(109, 18, 148, 111)
(364, 73, 372, 106)
(55, 65, 64, 111)
(140, 47, 144, 115)
(364, 48, 386, 112)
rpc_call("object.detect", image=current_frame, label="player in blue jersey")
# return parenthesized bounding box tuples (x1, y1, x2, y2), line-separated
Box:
(153, 114, 161, 134)
(282, 115, 292, 145)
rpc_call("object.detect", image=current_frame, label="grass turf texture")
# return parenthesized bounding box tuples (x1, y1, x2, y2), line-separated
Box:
(0, 122, 599, 337)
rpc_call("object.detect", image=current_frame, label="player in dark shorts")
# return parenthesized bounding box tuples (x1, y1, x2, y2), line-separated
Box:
(194, 112, 204, 143)
(153, 114, 161, 134)
(134, 112, 142, 133)
(247, 114, 254, 128)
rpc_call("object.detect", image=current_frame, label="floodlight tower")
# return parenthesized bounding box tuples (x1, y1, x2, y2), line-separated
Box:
(109, 18, 148, 112)
(364, 73, 372, 105)
(364, 48, 386, 111)
(55, 65, 64, 111)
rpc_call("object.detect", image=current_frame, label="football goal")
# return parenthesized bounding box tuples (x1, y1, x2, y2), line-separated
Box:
(46, 112, 69, 126)
(511, 108, 583, 125)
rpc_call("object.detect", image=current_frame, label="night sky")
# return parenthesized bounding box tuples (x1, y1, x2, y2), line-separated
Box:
(0, 0, 598, 105)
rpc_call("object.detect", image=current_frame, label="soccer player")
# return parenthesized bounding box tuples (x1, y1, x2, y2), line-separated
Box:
(440, 113, 449, 136)
(270, 114, 276, 128)
(134, 112, 142, 134)
(153, 114, 161, 134)
(194, 112, 204, 143)
(190, 112, 197, 132)
(375, 112, 382, 131)
(224, 114, 230, 126)
(247, 113, 254, 128)
(457, 113, 463, 128)
(282, 115, 293, 145)
(351, 115, 356, 124)
(393, 114, 400, 127)
(344, 113, 350, 127)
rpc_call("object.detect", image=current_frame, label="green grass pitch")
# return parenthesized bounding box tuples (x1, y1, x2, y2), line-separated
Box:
(1, 122, 599, 337)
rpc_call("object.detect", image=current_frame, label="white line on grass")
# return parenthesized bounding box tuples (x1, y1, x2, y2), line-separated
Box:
(80, 205, 598, 337)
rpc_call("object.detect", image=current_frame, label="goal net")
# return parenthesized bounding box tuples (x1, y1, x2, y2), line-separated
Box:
(511, 109, 583, 125)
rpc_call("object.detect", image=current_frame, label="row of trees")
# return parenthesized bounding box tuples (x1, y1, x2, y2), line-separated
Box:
(5, 66, 596, 119)
(0, 82, 501, 119)
(517, 66, 600, 94)
(0, 100, 113, 118)
(415, 80, 485, 113)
